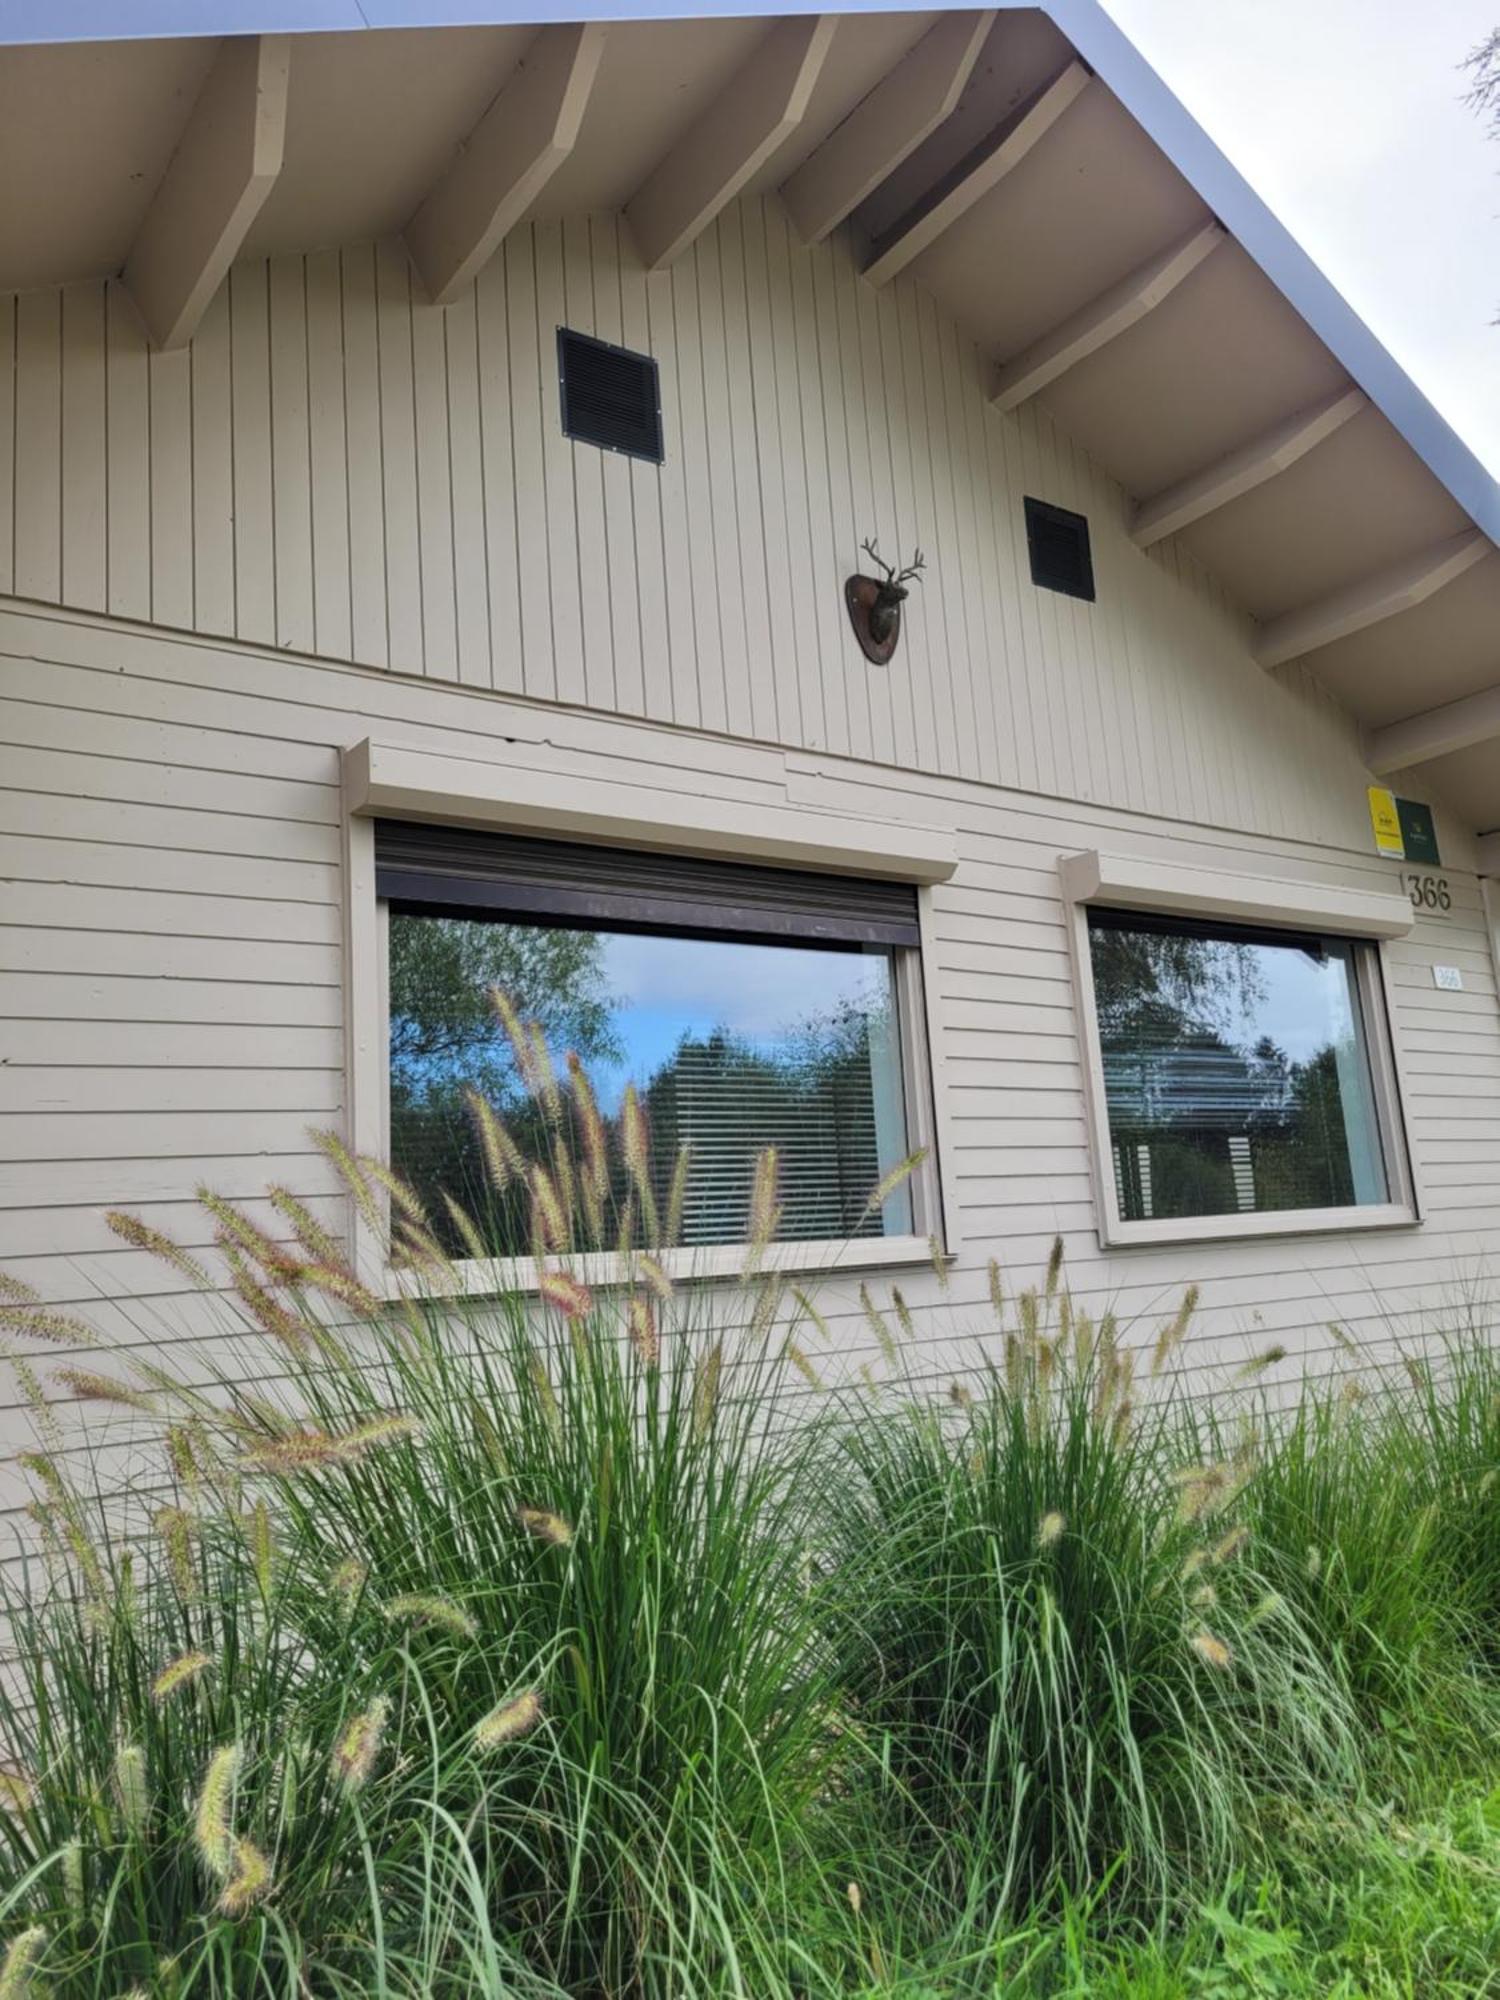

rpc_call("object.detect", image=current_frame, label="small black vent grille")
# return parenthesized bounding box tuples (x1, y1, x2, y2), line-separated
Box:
(557, 327, 664, 463)
(1024, 496, 1095, 601)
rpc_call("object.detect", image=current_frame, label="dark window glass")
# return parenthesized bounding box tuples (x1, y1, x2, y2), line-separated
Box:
(389, 914, 912, 1258)
(1087, 909, 1390, 1222)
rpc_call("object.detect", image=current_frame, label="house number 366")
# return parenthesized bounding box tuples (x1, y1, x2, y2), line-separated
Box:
(1404, 872, 1452, 912)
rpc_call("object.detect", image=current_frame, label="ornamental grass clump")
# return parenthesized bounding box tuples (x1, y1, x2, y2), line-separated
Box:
(819, 1256, 1362, 1927)
(1203, 1331, 1500, 1790)
(0, 997, 862, 1996)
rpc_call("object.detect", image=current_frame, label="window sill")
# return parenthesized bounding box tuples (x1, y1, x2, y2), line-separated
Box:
(385, 1233, 941, 1302)
(1098, 1203, 1420, 1251)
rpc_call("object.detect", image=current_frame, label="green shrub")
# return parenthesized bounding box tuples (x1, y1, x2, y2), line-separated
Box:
(817, 1276, 1361, 1928)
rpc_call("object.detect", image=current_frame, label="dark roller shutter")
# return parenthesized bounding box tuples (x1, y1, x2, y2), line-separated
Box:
(374, 821, 920, 947)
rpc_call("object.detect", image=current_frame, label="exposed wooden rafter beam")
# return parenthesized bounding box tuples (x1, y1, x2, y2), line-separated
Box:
(626, 15, 837, 270)
(1254, 529, 1493, 669)
(406, 24, 606, 307)
(1131, 385, 1368, 549)
(1367, 680, 1500, 775)
(781, 10, 996, 246)
(1476, 833, 1500, 876)
(990, 219, 1225, 413)
(122, 34, 290, 350)
(863, 59, 1089, 289)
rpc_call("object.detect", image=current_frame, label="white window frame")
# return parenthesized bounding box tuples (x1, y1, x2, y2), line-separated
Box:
(342, 739, 962, 1296)
(1060, 849, 1423, 1249)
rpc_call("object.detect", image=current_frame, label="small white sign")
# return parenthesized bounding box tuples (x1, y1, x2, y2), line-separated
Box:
(1432, 965, 1464, 992)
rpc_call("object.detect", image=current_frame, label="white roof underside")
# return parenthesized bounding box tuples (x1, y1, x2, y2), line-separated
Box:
(1, 6, 1496, 833)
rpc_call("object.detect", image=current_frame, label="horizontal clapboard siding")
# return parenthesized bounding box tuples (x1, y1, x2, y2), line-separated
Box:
(0, 200, 1383, 856)
(1, 601, 1497, 1454)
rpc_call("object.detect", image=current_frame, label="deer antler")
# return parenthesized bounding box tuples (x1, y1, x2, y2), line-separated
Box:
(861, 536, 896, 584)
(893, 548, 926, 589)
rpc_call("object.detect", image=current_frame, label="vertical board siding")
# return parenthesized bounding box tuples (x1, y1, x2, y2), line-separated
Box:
(1, 601, 1498, 1447)
(0, 198, 1383, 852)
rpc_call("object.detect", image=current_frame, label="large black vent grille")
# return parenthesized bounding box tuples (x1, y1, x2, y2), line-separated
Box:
(557, 327, 664, 463)
(1024, 496, 1096, 601)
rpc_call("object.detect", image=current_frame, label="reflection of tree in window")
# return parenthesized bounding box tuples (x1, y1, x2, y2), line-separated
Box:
(388, 916, 905, 1257)
(388, 917, 621, 1250)
(1089, 916, 1381, 1222)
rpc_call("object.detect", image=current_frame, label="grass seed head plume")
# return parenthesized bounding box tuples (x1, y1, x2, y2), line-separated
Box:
(245, 1499, 275, 1599)
(1037, 1509, 1065, 1549)
(330, 1553, 369, 1616)
(310, 1129, 386, 1239)
(861, 1147, 927, 1222)
(949, 1379, 973, 1408)
(104, 1209, 213, 1288)
(51, 1368, 154, 1412)
(0, 1303, 97, 1346)
(620, 1081, 650, 1190)
(113, 1744, 149, 1837)
(693, 1340, 723, 1442)
(218, 1240, 310, 1354)
(474, 1689, 543, 1752)
(927, 1236, 949, 1290)
(891, 1286, 915, 1342)
(1212, 1524, 1250, 1565)
(331, 1694, 391, 1793)
(154, 1506, 198, 1598)
(0, 1926, 45, 1999)
(151, 1650, 212, 1705)
(239, 1430, 347, 1477)
(489, 987, 543, 1097)
(986, 1257, 1004, 1324)
(1044, 1235, 1065, 1300)
(62, 1838, 84, 1918)
(634, 1252, 674, 1303)
(218, 1837, 273, 1919)
(627, 1296, 659, 1367)
(785, 1341, 823, 1391)
(382, 1593, 478, 1642)
(664, 1142, 692, 1249)
(337, 1413, 422, 1459)
(537, 1268, 594, 1320)
(1238, 1342, 1289, 1380)
(529, 1166, 570, 1254)
(1189, 1630, 1234, 1672)
(265, 1185, 343, 1270)
(465, 1088, 525, 1193)
(0, 1770, 34, 1816)
(859, 1284, 898, 1369)
(441, 1192, 492, 1264)
(1152, 1283, 1200, 1374)
(194, 1744, 240, 1878)
(517, 1506, 573, 1548)
(742, 1146, 782, 1276)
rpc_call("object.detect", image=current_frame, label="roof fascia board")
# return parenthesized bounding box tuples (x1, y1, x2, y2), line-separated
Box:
(3, 0, 1496, 546)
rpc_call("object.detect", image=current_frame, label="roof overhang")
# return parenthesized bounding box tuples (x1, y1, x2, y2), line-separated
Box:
(2, 1, 1497, 835)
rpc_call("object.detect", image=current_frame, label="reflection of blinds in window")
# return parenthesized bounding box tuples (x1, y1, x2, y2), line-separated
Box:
(647, 1039, 882, 1245)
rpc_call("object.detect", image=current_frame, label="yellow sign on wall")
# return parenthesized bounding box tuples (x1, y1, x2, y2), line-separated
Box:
(1367, 786, 1405, 858)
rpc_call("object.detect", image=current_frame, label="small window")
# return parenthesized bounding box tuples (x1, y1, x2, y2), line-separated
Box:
(1024, 496, 1095, 601)
(1084, 908, 1404, 1230)
(378, 824, 933, 1262)
(557, 327, 664, 462)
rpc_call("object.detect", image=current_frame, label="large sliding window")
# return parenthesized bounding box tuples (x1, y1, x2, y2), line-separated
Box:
(1084, 907, 1407, 1231)
(378, 823, 931, 1261)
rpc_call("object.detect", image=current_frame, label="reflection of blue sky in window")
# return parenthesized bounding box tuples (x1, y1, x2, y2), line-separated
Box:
(1234, 945, 1357, 1064)
(573, 931, 893, 1113)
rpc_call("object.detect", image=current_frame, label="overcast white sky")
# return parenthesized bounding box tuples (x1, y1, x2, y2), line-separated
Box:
(1102, 0, 1500, 480)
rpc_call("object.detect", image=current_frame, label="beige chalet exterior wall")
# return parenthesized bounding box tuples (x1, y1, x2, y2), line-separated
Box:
(0, 198, 1496, 1497)
(0, 200, 1391, 850)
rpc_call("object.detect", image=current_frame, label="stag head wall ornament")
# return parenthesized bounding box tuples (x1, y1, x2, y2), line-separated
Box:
(845, 537, 926, 665)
